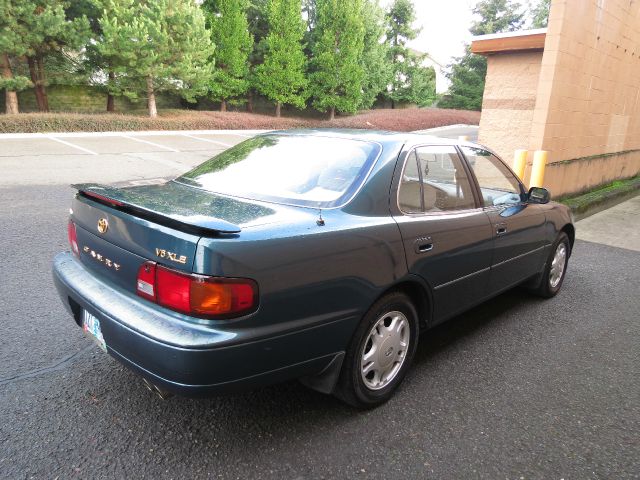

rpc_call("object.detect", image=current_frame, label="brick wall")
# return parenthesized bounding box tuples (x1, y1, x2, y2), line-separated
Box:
(477, 0, 640, 196)
(530, 0, 640, 195)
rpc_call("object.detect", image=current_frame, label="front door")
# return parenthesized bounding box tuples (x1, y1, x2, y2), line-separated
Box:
(393, 145, 494, 323)
(461, 146, 548, 294)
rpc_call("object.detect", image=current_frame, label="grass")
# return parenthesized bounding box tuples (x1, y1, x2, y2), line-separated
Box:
(0, 108, 480, 134)
(558, 175, 640, 216)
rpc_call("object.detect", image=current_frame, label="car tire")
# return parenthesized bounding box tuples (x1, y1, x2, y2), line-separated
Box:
(334, 291, 419, 409)
(532, 232, 571, 298)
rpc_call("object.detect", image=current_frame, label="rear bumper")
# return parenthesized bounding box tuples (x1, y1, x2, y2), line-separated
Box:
(52, 252, 351, 396)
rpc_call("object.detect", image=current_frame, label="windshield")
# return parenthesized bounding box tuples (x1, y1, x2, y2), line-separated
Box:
(177, 135, 381, 208)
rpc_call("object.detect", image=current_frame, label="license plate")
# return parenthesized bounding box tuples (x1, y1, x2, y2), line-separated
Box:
(82, 310, 107, 352)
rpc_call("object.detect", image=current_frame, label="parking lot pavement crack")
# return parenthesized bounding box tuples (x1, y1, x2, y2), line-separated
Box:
(0, 344, 94, 387)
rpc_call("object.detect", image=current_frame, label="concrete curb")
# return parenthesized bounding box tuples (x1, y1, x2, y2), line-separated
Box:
(0, 129, 271, 140)
(561, 178, 640, 221)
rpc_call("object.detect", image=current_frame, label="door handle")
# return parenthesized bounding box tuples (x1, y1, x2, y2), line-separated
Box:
(414, 237, 433, 254)
(496, 223, 507, 236)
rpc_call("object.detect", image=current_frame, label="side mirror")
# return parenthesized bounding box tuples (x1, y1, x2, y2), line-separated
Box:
(528, 187, 550, 204)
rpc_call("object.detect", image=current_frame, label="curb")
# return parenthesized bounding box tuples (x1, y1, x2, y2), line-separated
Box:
(561, 178, 640, 221)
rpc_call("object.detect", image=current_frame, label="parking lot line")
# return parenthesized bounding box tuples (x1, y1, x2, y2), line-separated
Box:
(180, 133, 233, 147)
(46, 136, 98, 155)
(122, 135, 179, 152)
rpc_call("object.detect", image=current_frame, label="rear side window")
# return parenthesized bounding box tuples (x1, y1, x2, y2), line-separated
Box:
(177, 135, 381, 208)
(399, 146, 476, 213)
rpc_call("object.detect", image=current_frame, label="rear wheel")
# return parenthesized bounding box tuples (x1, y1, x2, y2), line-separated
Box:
(532, 232, 570, 298)
(334, 291, 419, 409)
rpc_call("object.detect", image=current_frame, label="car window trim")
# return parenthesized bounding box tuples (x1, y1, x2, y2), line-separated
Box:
(397, 144, 482, 216)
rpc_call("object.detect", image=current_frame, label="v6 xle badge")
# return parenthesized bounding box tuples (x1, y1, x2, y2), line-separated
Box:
(156, 248, 188, 265)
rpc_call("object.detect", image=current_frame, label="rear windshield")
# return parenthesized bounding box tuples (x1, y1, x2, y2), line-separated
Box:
(176, 135, 381, 208)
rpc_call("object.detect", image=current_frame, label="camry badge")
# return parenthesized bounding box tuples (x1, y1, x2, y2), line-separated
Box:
(97, 218, 109, 234)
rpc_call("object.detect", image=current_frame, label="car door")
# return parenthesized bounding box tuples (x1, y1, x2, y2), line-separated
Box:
(460, 146, 548, 294)
(393, 145, 495, 323)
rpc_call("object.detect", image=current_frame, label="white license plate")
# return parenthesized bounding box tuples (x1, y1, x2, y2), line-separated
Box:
(82, 310, 107, 352)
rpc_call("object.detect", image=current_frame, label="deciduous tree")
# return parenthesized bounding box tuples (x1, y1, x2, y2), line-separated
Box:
(254, 0, 308, 117)
(98, 0, 214, 117)
(309, 0, 365, 119)
(204, 0, 253, 111)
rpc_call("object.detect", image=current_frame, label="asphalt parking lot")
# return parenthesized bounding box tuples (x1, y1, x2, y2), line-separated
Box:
(0, 130, 638, 479)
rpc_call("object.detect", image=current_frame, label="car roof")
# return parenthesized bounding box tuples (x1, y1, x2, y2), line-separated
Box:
(263, 128, 481, 150)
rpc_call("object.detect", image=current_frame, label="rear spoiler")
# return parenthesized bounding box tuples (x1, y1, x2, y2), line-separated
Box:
(72, 183, 242, 235)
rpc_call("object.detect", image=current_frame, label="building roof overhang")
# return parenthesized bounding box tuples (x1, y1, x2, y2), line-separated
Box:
(471, 28, 547, 56)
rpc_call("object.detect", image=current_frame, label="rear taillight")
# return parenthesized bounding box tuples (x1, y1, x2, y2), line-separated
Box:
(67, 220, 79, 257)
(136, 262, 258, 319)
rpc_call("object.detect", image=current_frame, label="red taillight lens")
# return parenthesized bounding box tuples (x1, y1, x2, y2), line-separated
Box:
(67, 220, 79, 257)
(136, 263, 258, 319)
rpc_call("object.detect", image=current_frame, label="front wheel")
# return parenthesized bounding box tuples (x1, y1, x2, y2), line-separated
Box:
(334, 291, 419, 409)
(532, 232, 571, 298)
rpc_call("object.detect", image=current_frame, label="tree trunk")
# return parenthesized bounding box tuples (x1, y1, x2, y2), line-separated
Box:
(220, 99, 227, 112)
(246, 91, 254, 113)
(146, 76, 157, 118)
(275, 101, 281, 117)
(106, 71, 115, 112)
(1, 53, 19, 114)
(27, 57, 46, 112)
(36, 55, 49, 112)
(328, 106, 335, 121)
(391, 99, 395, 110)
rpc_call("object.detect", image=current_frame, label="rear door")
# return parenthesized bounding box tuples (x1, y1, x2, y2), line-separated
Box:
(460, 146, 547, 294)
(393, 145, 494, 323)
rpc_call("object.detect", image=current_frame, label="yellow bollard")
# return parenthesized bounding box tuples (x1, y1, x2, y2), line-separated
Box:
(512, 149, 527, 181)
(529, 150, 548, 188)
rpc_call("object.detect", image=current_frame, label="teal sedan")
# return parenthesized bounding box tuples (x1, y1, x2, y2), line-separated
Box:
(53, 130, 574, 408)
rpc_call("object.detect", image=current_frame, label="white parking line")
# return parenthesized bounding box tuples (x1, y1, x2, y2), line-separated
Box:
(47, 136, 98, 155)
(122, 135, 179, 152)
(180, 133, 232, 147)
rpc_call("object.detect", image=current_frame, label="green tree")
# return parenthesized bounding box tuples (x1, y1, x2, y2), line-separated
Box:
(254, 0, 308, 117)
(204, 0, 253, 111)
(98, 0, 214, 117)
(246, 0, 269, 111)
(384, 0, 433, 108)
(0, 0, 90, 113)
(359, 0, 392, 109)
(530, 0, 550, 28)
(0, 0, 33, 114)
(309, 0, 365, 119)
(440, 0, 524, 111)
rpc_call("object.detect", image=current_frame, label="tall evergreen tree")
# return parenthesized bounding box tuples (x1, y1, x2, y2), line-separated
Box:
(254, 0, 308, 117)
(204, 0, 253, 111)
(98, 0, 214, 117)
(359, 0, 391, 109)
(384, 0, 432, 108)
(440, 0, 524, 111)
(0, 0, 90, 113)
(530, 0, 550, 28)
(309, 0, 365, 120)
(0, 0, 32, 114)
(246, 0, 269, 111)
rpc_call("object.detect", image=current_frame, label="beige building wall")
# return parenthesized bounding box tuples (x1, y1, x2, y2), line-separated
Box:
(478, 51, 543, 160)
(475, 0, 640, 197)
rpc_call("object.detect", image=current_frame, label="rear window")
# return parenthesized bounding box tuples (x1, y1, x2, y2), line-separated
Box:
(176, 135, 381, 208)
